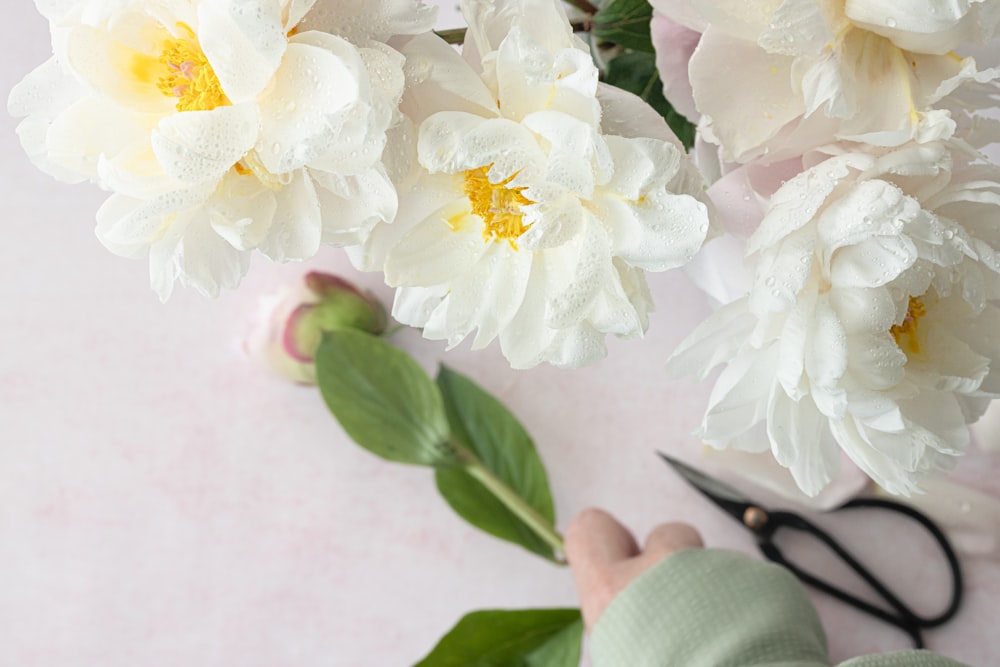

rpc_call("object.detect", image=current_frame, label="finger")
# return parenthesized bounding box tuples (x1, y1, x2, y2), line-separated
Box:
(565, 508, 640, 570)
(640, 521, 704, 564)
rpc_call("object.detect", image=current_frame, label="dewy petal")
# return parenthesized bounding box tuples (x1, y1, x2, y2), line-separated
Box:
(44, 94, 148, 186)
(312, 165, 398, 246)
(597, 83, 685, 148)
(749, 226, 816, 315)
(63, 22, 174, 114)
(653, 0, 784, 41)
(384, 205, 489, 286)
(257, 169, 322, 261)
(830, 235, 919, 288)
(207, 171, 278, 251)
(149, 210, 252, 301)
(95, 184, 215, 257)
(769, 391, 838, 497)
(689, 26, 804, 162)
(198, 0, 287, 105)
(298, 0, 437, 43)
(700, 345, 780, 446)
(494, 23, 599, 125)
(596, 136, 709, 271)
(666, 298, 755, 380)
(651, 14, 701, 122)
(282, 0, 318, 28)
(256, 36, 363, 174)
(845, 0, 1000, 54)
(747, 155, 859, 254)
(499, 256, 558, 369)
(399, 32, 499, 124)
(443, 247, 533, 350)
(463, 0, 577, 64)
(8, 57, 91, 182)
(151, 104, 259, 185)
(805, 295, 848, 417)
(522, 111, 605, 198)
(418, 112, 545, 180)
(543, 214, 614, 330)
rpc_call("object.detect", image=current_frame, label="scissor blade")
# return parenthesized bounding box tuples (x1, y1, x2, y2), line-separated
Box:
(657, 451, 756, 520)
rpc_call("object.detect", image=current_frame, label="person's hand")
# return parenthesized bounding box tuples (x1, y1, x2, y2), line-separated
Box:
(565, 508, 704, 631)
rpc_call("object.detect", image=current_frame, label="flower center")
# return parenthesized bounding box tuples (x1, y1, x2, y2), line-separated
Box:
(890, 296, 926, 355)
(155, 23, 230, 112)
(463, 166, 533, 248)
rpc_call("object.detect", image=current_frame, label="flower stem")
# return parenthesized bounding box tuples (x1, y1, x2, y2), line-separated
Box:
(434, 27, 467, 44)
(564, 0, 600, 16)
(459, 451, 566, 562)
(434, 19, 593, 46)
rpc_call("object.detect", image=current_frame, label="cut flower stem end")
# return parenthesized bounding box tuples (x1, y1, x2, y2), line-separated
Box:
(454, 443, 568, 563)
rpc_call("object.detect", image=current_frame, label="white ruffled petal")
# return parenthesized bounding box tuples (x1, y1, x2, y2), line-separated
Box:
(384, 205, 489, 286)
(152, 104, 258, 185)
(689, 26, 804, 162)
(256, 36, 364, 174)
(198, 0, 287, 104)
(298, 0, 437, 42)
(257, 169, 322, 261)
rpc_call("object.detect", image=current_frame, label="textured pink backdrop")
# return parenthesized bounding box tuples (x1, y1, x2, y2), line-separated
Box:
(2, 2, 999, 666)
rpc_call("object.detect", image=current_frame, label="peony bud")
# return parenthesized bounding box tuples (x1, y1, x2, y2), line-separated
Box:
(244, 271, 388, 384)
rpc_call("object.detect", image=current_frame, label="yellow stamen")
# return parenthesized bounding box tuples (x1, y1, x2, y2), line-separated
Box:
(462, 165, 533, 249)
(890, 296, 926, 355)
(155, 23, 230, 112)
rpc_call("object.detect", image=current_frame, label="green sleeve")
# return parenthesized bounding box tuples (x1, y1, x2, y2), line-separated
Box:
(588, 548, 969, 667)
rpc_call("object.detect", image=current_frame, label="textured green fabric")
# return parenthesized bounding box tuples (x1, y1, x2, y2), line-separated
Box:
(589, 548, 970, 667)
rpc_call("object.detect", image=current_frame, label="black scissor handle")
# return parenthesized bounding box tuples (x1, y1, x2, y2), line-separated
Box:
(756, 501, 963, 649)
(837, 497, 963, 627)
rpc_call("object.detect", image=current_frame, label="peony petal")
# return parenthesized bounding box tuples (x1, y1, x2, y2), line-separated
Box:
(152, 104, 258, 185)
(399, 32, 499, 123)
(384, 204, 489, 286)
(198, 0, 287, 104)
(256, 36, 364, 174)
(500, 256, 558, 369)
(699, 345, 779, 446)
(805, 295, 849, 417)
(666, 298, 755, 380)
(846, 0, 1000, 54)
(418, 112, 546, 182)
(257, 169, 322, 261)
(689, 26, 804, 162)
(207, 171, 277, 251)
(543, 215, 614, 329)
(651, 14, 701, 122)
(441, 247, 533, 350)
(149, 211, 251, 300)
(312, 165, 398, 246)
(298, 0, 437, 42)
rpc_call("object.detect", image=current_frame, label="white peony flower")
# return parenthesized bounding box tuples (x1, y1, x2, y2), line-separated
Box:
(653, 0, 1000, 164)
(8, 0, 435, 299)
(350, 0, 711, 369)
(668, 139, 1000, 496)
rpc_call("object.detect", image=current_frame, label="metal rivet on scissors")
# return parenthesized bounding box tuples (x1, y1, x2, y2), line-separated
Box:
(658, 452, 964, 649)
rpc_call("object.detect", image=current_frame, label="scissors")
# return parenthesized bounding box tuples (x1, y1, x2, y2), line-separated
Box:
(658, 452, 963, 649)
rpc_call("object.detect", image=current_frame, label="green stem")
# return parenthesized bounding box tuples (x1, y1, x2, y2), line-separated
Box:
(564, 0, 600, 16)
(434, 27, 467, 45)
(434, 19, 592, 46)
(459, 452, 567, 562)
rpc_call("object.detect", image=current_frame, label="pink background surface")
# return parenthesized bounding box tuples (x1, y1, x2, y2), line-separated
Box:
(2, 2, 999, 666)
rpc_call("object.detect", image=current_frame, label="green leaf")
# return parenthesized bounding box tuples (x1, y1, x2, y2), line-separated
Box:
(435, 367, 558, 561)
(592, 0, 654, 53)
(414, 609, 583, 667)
(315, 329, 456, 467)
(604, 50, 696, 150)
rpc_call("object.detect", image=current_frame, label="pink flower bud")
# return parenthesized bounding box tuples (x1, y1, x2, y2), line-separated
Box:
(244, 271, 388, 383)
